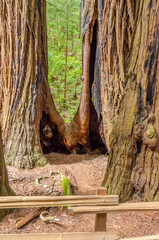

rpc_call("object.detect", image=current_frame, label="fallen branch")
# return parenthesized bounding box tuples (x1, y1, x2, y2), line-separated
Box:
(16, 207, 49, 229)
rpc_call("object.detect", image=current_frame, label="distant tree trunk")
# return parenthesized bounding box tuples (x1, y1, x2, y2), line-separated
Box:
(58, 0, 61, 48)
(79, 0, 83, 38)
(83, 0, 159, 201)
(64, 0, 69, 106)
(0, 125, 15, 220)
(0, 0, 104, 169)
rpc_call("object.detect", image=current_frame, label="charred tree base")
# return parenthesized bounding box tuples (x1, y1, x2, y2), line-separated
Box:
(40, 112, 69, 154)
(40, 93, 107, 154)
(39, 18, 106, 157)
(39, 107, 107, 155)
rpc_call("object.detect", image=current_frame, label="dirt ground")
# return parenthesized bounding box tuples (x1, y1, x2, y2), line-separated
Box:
(0, 153, 159, 238)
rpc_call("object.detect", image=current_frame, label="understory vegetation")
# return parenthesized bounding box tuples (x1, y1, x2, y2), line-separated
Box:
(46, 0, 82, 122)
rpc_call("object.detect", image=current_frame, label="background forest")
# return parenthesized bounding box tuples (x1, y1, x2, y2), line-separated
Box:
(47, 0, 82, 122)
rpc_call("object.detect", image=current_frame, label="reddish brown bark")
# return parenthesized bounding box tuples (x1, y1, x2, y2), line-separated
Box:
(83, 0, 159, 201)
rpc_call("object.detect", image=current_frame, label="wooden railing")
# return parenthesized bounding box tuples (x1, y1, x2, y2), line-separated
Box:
(69, 201, 159, 214)
(0, 188, 159, 239)
(0, 194, 118, 209)
(0, 232, 118, 240)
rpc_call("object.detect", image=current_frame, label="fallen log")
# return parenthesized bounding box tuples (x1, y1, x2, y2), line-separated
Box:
(16, 207, 49, 229)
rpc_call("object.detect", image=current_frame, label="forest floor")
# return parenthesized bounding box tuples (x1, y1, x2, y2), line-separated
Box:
(0, 153, 159, 238)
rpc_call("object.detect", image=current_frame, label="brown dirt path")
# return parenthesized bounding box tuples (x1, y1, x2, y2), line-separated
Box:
(0, 153, 159, 238)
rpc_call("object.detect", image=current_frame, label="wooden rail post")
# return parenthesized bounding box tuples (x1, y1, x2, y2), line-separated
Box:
(95, 187, 107, 232)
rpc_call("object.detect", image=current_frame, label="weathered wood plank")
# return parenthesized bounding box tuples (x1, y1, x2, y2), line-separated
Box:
(0, 232, 118, 240)
(69, 202, 159, 214)
(122, 235, 159, 240)
(0, 195, 118, 209)
(0, 195, 118, 202)
(95, 187, 107, 232)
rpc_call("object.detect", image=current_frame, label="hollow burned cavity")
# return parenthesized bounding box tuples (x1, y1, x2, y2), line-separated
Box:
(40, 19, 106, 155)
(40, 112, 69, 154)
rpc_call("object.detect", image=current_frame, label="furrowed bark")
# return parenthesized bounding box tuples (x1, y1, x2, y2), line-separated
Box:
(0, 0, 67, 168)
(99, 0, 159, 201)
(83, 0, 159, 201)
(0, 0, 50, 168)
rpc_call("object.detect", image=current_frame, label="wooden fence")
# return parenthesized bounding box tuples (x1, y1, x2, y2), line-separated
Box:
(0, 188, 159, 239)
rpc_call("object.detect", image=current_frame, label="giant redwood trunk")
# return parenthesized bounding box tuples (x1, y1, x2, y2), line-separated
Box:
(0, 0, 105, 168)
(0, 125, 14, 220)
(0, 0, 51, 168)
(84, 0, 159, 201)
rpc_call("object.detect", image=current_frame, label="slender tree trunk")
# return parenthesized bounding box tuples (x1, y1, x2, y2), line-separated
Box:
(62, 25, 91, 150)
(58, 0, 61, 48)
(79, 0, 83, 38)
(64, 0, 69, 106)
(0, 125, 15, 220)
(73, 23, 77, 57)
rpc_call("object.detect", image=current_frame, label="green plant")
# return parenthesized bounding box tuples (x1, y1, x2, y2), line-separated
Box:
(62, 175, 72, 196)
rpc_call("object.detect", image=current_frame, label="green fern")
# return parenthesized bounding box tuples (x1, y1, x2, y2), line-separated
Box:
(62, 175, 72, 196)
